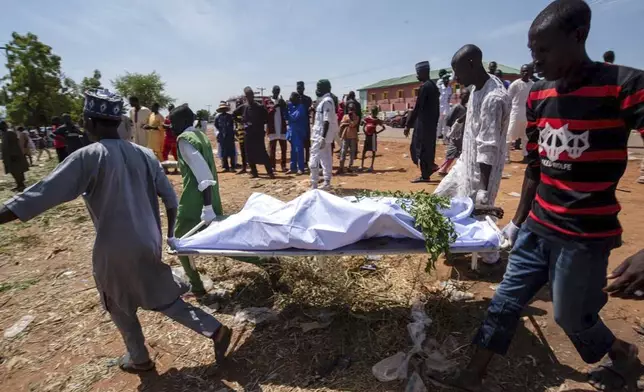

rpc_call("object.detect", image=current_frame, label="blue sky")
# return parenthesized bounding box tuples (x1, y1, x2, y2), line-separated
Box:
(1, 0, 642, 111)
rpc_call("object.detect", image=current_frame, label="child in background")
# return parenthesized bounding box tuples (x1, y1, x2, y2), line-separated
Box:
(361, 107, 386, 172)
(437, 89, 470, 175)
(337, 103, 359, 174)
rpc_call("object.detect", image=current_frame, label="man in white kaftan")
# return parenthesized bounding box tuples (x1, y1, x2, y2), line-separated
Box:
(506, 64, 535, 161)
(434, 45, 510, 262)
(437, 74, 453, 139)
(128, 96, 151, 147)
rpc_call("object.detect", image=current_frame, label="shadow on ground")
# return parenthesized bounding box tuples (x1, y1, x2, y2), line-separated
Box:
(134, 284, 590, 392)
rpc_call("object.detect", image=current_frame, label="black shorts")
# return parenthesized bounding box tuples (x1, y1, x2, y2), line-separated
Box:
(363, 134, 377, 152)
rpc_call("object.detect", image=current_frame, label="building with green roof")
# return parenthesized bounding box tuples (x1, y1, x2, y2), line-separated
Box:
(358, 62, 520, 112)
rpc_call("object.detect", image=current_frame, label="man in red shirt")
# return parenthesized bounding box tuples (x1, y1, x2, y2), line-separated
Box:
(161, 104, 178, 174)
(446, 1, 644, 391)
(51, 116, 67, 162)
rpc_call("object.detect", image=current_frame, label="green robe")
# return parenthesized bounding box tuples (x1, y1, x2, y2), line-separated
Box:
(175, 130, 222, 238)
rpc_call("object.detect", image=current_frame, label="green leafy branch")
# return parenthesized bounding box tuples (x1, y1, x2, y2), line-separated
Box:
(359, 190, 456, 272)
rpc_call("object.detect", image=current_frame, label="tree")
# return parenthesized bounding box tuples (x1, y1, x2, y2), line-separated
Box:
(1, 32, 73, 126)
(112, 71, 173, 108)
(80, 69, 102, 92)
(196, 109, 211, 121)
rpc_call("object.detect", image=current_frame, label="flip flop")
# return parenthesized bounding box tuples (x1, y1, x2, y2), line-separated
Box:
(117, 353, 155, 374)
(410, 177, 430, 183)
(213, 326, 232, 363)
(587, 345, 640, 391)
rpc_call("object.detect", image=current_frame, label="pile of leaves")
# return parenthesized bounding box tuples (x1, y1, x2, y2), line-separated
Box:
(360, 190, 456, 272)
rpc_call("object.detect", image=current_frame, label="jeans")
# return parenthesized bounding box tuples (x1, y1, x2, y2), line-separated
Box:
(474, 226, 616, 364)
(339, 138, 357, 169)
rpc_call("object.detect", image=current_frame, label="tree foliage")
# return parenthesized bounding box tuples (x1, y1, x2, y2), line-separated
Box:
(80, 69, 102, 92)
(112, 71, 173, 108)
(1, 32, 74, 126)
(196, 109, 211, 121)
(360, 190, 455, 271)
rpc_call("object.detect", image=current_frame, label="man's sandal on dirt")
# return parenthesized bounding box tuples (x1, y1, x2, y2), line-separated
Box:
(213, 325, 232, 364)
(118, 353, 155, 373)
(587, 345, 640, 391)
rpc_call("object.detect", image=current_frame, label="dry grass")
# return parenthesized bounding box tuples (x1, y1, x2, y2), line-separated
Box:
(2, 144, 626, 391)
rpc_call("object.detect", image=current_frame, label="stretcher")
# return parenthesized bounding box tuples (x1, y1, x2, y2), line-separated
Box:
(171, 216, 509, 271)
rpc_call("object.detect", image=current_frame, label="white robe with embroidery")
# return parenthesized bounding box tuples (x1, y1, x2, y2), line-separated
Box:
(434, 76, 510, 204)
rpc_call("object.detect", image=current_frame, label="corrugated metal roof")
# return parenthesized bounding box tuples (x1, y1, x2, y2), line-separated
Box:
(358, 62, 521, 90)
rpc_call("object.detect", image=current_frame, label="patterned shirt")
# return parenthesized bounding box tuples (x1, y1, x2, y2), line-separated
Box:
(525, 62, 644, 246)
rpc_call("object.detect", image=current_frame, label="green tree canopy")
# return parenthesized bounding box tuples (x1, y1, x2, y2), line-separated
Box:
(195, 109, 211, 121)
(80, 69, 102, 92)
(1, 32, 74, 126)
(112, 71, 173, 108)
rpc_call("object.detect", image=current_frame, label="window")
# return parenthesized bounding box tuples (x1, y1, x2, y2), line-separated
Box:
(383, 91, 389, 100)
(413, 88, 419, 97)
(370, 93, 376, 101)
(397, 90, 404, 99)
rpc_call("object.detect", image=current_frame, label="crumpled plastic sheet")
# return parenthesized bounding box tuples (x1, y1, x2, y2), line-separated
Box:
(372, 301, 432, 382)
(233, 307, 278, 325)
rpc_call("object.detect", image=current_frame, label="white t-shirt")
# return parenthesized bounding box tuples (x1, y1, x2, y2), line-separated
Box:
(312, 94, 338, 143)
(507, 79, 534, 122)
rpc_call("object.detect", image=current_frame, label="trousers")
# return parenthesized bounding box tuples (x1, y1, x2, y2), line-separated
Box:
(239, 141, 247, 170)
(339, 138, 357, 169)
(162, 136, 178, 161)
(106, 295, 221, 364)
(269, 139, 287, 170)
(289, 138, 306, 173)
(309, 139, 333, 187)
(473, 226, 616, 363)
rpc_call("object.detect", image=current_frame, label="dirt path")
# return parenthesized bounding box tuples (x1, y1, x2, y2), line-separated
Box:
(1, 141, 643, 392)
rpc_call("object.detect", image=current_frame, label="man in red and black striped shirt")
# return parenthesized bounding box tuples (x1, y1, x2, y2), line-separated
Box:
(448, 1, 644, 391)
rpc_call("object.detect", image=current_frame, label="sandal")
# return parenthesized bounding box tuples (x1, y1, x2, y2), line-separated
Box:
(213, 326, 232, 363)
(587, 344, 640, 391)
(118, 353, 155, 373)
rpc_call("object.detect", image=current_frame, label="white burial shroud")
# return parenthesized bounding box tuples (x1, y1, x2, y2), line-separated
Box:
(175, 190, 500, 252)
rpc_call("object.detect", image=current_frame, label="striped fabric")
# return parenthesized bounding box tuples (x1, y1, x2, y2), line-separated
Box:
(524, 62, 644, 244)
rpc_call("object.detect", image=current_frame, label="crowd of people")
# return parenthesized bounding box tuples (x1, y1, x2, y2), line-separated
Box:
(1, 0, 644, 389)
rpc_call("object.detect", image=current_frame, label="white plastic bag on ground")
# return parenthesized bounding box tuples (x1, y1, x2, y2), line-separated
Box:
(372, 301, 432, 382)
(405, 372, 428, 392)
(4, 315, 35, 338)
(233, 307, 278, 325)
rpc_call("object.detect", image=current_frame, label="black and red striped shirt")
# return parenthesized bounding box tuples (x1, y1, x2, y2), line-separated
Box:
(524, 62, 644, 246)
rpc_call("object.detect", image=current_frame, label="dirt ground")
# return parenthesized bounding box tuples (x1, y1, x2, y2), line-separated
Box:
(1, 139, 643, 392)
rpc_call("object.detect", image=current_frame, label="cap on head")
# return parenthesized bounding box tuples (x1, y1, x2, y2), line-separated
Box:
(296, 81, 304, 87)
(84, 89, 124, 121)
(415, 61, 430, 73)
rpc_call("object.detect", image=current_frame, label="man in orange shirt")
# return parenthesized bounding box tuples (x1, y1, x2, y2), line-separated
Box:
(144, 102, 165, 160)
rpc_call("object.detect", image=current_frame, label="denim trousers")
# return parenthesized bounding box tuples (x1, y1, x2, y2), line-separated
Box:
(474, 226, 616, 364)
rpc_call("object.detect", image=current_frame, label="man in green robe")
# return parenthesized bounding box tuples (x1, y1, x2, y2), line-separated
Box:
(170, 104, 222, 299)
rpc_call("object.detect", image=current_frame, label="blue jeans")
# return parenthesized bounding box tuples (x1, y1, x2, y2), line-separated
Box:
(474, 226, 616, 364)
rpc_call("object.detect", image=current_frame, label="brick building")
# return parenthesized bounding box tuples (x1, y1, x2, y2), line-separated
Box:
(358, 62, 520, 113)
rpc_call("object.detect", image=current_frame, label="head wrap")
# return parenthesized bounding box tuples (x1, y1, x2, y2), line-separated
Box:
(415, 61, 430, 73)
(169, 104, 195, 135)
(84, 89, 123, 120)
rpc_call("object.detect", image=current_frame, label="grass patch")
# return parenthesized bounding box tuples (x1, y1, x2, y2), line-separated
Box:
(0, 278, 39, 293)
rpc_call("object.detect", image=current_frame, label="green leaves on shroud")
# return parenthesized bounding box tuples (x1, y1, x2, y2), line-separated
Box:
(360, 190, 456, 272)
